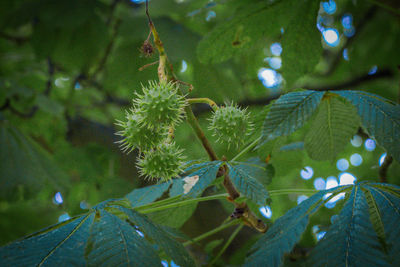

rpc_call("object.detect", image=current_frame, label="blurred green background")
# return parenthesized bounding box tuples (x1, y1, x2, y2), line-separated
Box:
(0, 0, 399, 264)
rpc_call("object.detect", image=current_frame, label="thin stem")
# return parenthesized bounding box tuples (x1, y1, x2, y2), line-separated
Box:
(269, 189, 318, 196)
(210, 224, 244, 265)
(379, 154, 393, 183)
(183, 219, 240, 247)
(231, 136, 261, 162)
(138, 194, 229, 214)
(134, 195, 182, 211)
(187, 98, 218, 111)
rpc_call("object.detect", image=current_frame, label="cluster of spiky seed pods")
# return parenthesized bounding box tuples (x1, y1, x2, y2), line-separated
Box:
(117, 81, 186, 181)
(117, 81, 253, 180)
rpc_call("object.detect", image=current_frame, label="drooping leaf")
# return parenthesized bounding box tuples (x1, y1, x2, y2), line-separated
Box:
(260, 90, 324, 145)
(245, 188, 346, 267)
(0, 214, 94, 266)
(114, 206, 195, 267)
(309, 185, 389, 267)
(335, 90, 400, 162)
(85, 209, 161, 267)
(280, 0, 322, 87)
(197, 0, 294, 64)
(304, 96, 360, 161)
(227, 163, 270, 206)
(126, 182, 171, 208)
(232, 157, 274, 186)
(0, 120, 68, 200)
(363, 184, 400, 265)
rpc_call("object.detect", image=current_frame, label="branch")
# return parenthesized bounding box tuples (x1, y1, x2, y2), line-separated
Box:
(145, 0, 267, 233)
(304, 69, 393, 91)
(379, 154, 393, 183)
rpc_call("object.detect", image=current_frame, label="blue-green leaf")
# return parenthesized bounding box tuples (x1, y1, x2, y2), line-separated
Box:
(114, 206, 194, 267)
(228, 163, 270, 206)
(126, 182, 171, 208)
(260, 91, 324, 145)
(363, 184, 400, 266)
(304, 96, 360, 161)
(85, 210, 161, 267)
(232, 157, 274, 186)
(245, 188, 344, 267)
(335, 90, 400, 162)
(309, 185, 389, 267)
(184, 161, 222, 197)
(0, 214, 94, 266)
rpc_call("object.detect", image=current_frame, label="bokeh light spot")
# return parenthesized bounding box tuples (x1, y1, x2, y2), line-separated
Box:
(368, 65, 378, 75)
(258, 68, 283, 89)
(205, 10, 216, 21)
(341, 14, 353, 29)
(322, 0, 336, 14)
(339, 172, 356, 185)
(343, 48, 349, 61)
(336, 158, 349, 171)
(259, 206, 272, 219)
(323, 28, 340, 47)
(351, 135, 362, 147)
(58, 212, 70, 222)
(180, 60, 187, 73)
(270, 43, 282, 56)
(314, 177, 326, 190)
(365, 139, 376, 151)
(379, 153, 387, 166)
(54, 192, 63, 205)
(300, 166, 314, 180)
(350, 153, 363, 166)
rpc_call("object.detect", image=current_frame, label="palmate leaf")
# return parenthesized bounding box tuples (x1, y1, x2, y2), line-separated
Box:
(304, 96, 360, 161)
(0, 120, 68, 200)
(245, 187, 347, 267)
(363, 184, 400, 265)
(309, 184, 390, 267)
(85, 210, 161, 267)
(335, 90, 400, 161)
(0, 202, 195, 267)
(260, 90, 324, 145)
(0, 214, 95, 266)
(228, 163, 270, 206)
(114, 206, 194, 267)
(184, 161, 222, 197)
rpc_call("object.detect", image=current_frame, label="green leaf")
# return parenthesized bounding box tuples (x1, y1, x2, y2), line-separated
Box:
(280, 0, 322, 87)
(35, 94, 64, 118)
(335, 90, 400, 162)
(185, 161, 222, 197)
(227, 163, 270, 206)
(232, 157, 274, 187)
(245, 188, 344, 267)
(0, 120, 68, 200)
(260, 90, 324, 145)
(197, 0, 293, 64)
(85, 209, 161, 267)
(115, 206, 195, 267)
(0, 214, 95, 266)
(126, 182, 171, 208)
(363, 184, 400, 265)
(309, 185, 389, 267)
(304, 96, 360, 161)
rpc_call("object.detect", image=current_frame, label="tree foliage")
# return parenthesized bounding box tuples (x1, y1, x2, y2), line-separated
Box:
(1, 0, 400, 266)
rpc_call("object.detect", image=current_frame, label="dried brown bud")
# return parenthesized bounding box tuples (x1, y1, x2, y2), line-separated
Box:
(141, 40, 154, 57)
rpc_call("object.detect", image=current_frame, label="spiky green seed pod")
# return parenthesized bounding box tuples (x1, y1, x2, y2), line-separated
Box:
(137, 143, 185, 181)
(208, 103, 253, 148)
(116, 111, 167, 152)
(134, 81, 186, 129)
